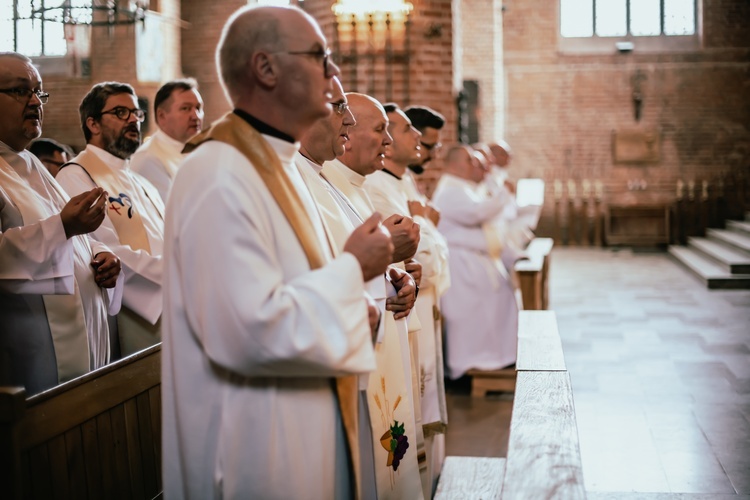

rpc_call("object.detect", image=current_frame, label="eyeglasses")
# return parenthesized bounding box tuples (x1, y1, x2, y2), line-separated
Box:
(0, 87, 49, 104)
(284, 48, 334, 78)
(420, 141, 442, 151)
(331, 101, 349, 115)
(99, 106, 146, 122)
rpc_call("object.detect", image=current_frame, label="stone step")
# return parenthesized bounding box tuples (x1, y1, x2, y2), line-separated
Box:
(707, 228, 750, 253)
(727, 220, 750, 237)
(687, 237, 750, 274)
(669, 246, 750, 289)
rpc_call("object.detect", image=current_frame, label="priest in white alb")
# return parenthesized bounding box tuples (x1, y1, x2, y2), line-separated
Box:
(161, 6, 396, 499)
(57, 82, 165, 357)
(432, 144, 519, 379)
(0, 52, 123, 395)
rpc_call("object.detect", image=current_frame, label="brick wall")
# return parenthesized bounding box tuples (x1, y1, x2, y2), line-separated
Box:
(39, 0, 182, 151)
(499, 0, 750, 235)
(459, 0, 504, 143)
(304, 0, 458, 141)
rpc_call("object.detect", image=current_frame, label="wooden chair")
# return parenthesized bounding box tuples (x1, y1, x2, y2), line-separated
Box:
(0, 344, 162, 500)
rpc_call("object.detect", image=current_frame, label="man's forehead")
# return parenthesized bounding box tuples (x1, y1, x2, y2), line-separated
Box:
(0, 57, 41, 86)
(105, 92, 138, 107)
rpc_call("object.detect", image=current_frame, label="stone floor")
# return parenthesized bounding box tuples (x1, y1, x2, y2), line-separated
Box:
(444, 247, 750, 498)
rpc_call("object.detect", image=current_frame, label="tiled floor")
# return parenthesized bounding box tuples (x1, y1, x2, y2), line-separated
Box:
(444, 247, 750, 498)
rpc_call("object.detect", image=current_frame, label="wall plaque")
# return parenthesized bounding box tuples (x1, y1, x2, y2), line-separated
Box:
(612, 129, 660, 164)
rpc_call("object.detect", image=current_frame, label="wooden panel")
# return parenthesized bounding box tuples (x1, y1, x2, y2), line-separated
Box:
(46, 435, 70, 500)
(137, 391, 158, 497)
(517, 311, 566, 372)
(64, 427, 88, 500)
(434, 456, 506, 500)
(95, 412, 117, 500)
(109, 405, 133, 500)
(124, 399, 146, 500)
(148, 385, 162, 492)
(27, 444, 53, 499)
(20, 346, 160, 449)
(81, 418, 103, 499)
(502, 371, 586, 500)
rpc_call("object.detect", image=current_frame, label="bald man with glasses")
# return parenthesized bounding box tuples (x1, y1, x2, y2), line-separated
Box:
(57, 81, 165, 358)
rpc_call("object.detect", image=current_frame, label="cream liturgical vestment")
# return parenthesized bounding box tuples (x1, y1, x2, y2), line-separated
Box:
(130, 130, 185, 202)
(365, 169, 451, 496)
(432, 173, 519, 379)
(0, 142, 122, 395)
(162, 113, 376, 500)
(296, 153, 423, 500)
(57, 145, 165, 356)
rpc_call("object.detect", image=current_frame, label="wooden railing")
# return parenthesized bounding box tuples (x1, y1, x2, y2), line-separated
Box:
(0, 344, 162, 500)
(514, 237, 553, 311)
(435, 311, 586, 499)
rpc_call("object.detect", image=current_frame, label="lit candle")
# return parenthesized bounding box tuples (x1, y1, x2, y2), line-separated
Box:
(676, 179, 684, 199)
(554, 180, 563, 200)
(582, 179, 592, 198)
(567, 180, 577, 199)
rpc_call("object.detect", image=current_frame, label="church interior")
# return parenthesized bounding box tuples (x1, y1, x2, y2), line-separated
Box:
(1, 0, 749, 498)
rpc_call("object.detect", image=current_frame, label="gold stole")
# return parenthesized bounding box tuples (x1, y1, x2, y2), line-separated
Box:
(0, 156, 91, 382)
(66, 149, 164, 253)
(184, 113, 363, 498)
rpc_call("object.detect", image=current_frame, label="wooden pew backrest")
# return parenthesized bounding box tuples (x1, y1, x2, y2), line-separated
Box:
(0, 344, 162, 500)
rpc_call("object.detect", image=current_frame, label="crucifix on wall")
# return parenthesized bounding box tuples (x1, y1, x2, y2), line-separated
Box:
(631, 70, 647, 122)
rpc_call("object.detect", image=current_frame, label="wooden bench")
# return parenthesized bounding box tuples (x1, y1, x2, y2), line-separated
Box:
(514, 237, 554, 311)
(0, 344, 162, 500)
(436, 311, 586, 499)
(468, 238, 555, 398)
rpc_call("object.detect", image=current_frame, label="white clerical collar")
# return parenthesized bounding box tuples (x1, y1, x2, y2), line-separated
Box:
(299, 153, 323, 174)
(153, 129, 185, 153)
(262, 134, 300, 165)
(333, 159, 367, 188)
(87, 144, 129, 171)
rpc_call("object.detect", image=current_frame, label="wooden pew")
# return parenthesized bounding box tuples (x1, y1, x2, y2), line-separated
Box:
(435, 311, 586, 499)
(0, 344, 162, 500)
(468, 237, 555, 398)
(514, 237, 554, 311)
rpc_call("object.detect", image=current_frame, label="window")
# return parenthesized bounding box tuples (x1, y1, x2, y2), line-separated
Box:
(561, 0, 696, 38)
(0, 0, 92, 57)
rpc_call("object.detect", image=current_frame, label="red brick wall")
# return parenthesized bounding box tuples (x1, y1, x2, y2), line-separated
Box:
(500, 0, 750, 235)
(39, 1, 181, 151)
(304, 0, 458, 141)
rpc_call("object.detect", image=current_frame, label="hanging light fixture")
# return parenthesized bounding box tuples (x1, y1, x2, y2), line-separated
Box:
(27, 0, 149, 27)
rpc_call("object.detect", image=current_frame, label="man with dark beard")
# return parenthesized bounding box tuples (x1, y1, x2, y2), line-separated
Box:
(57, 82, 165, 357)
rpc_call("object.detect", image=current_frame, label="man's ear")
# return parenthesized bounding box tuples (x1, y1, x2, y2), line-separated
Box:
(85, 116, 101, 137)
(252, 51, 278, 88)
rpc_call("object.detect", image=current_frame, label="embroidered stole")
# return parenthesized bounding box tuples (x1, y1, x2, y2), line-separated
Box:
(65, 149, 165, 253)
(184, 113, 363, 498)
(0, 156, 91, 382)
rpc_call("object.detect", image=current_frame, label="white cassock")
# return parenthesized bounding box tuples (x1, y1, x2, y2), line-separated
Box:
(162, 135, 376, 500)
(57, 145, 164, 356)
(0, 142, 122, 395)
(485, 165, 534, 254)
(297, 154, 423, 500)
(432, 173, 519, 379)
(130, 130, 185, 202)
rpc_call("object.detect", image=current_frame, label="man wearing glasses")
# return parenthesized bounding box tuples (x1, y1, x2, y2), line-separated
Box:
(162, 6, 394, 499)
(57, 82, 165, 358)
(0, 52, 123, 395)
